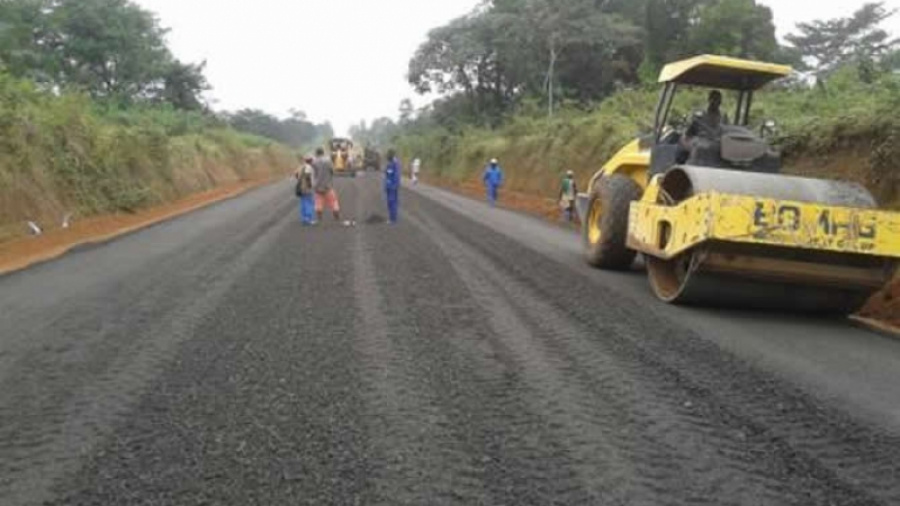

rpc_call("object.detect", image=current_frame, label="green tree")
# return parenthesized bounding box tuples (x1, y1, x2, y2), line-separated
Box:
(159, 60, 209, 111)
(0, 0, 209, 109)
(226, 109, 330, 149)
(0, 0, 60, 82)
(641, 0, 712, 80)
(50, 0, 172, 101)
(685, 0, 778, 60)
(408, 11, 513, 122)
(786, 2, 898, 79)
(508, 0, 642, 115)
(409, 0, 644, 121)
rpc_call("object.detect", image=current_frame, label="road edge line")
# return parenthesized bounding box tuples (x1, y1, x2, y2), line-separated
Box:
(848, 315, 900, 340)
(0, 178, 282, 277)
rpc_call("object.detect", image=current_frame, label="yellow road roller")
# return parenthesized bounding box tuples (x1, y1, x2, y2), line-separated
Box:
(576, 55, 900, 313)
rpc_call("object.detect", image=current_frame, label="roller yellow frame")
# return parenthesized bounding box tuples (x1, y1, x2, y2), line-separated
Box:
(584, 55, 794, 193)
(627, 192, 900, 261)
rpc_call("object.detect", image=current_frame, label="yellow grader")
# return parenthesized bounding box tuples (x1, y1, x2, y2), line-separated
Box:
(576, 55, 900, 314)
(330, 137, 356, 177)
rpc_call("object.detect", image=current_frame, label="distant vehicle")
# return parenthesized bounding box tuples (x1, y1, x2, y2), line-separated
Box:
(330, 138, 356, 177)
(363, 145, 382, 172)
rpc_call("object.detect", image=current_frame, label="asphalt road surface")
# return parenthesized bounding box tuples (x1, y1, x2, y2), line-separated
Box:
(2, 175, 900, 506)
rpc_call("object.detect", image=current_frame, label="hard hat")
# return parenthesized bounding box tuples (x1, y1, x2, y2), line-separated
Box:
(490, 158, 498, 164)
(566, 170, 574, 176)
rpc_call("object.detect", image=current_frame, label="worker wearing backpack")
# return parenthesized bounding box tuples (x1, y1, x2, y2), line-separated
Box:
(295, 156, 316, 225)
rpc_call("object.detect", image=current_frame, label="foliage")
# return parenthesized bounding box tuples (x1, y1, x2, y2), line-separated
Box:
(398, 0, 900, 209)
(0, 72, 293, 240)
(785, 2, 899, 80)
(397, 69, 900, 208)
(408, 0, 786, 126)
(224, 109, 333, 150)
(0, 0, 209, 109)
(349, 117, 400, 149)
(684, 0, 778, 60)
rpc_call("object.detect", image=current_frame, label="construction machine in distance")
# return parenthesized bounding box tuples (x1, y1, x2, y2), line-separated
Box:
(363, 144, 382, 172)
(576, 55, 900, 314)
(330, 138, 356, 177)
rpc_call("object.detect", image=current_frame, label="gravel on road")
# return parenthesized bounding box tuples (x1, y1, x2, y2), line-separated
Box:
(1, 176, 900, 505)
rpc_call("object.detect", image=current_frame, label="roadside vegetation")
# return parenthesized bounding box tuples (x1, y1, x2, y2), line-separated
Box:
(0, 0, 330, 241)
(397, 67, 900, 209)
(353, 1, 899, 208)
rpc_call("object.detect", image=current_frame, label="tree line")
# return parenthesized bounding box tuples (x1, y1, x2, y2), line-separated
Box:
(0, 0, 330, 149)
(351, 0, 897, 141)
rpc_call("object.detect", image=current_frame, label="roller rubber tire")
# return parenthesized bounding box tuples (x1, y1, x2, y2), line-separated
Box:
(582, 174, 642, 270)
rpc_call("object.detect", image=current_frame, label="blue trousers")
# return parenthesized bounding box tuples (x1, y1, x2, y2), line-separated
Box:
(487, 184, 499, 206)
(386, 189, 399, 223)
(299, 194, 315, 224)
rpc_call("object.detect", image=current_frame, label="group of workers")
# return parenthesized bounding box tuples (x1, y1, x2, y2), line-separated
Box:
(294, 147, 404, 225)
(293, 90, 727, 228)
(294, 147, 348, 226)
(294, 150, 580, 225)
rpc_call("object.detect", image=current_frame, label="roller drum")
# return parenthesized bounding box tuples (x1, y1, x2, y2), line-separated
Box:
(661, 165, 877, 207)
(647, 167, 890, 314)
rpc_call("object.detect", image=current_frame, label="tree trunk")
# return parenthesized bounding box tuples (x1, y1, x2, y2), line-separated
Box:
(547, 41, 558, 118)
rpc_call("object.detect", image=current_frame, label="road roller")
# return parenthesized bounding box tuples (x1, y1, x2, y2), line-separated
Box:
(577, 55, 900, 314)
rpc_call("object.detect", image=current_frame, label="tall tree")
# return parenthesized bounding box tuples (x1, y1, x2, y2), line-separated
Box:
(0, 0, 210, 109)
(408, 11, 513, 122)
(685, 0, 778, 60)
(51, 0, 172, 101)
(509, 0, 642, 115)
(159, 60, 209, 111)
(349, 117, 399, 147)
(641, 0, 780, 80)
(409, 0, 645, 121)
(641, 0, 711, 80)
(226, 109, 331, 149)
(786, 2, 898, 79)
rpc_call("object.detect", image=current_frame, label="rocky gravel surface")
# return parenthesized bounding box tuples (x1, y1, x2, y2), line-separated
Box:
(1, 176, 899, 505)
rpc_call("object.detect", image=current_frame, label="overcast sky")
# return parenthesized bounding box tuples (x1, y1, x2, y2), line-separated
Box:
(135, 0, 900, 135)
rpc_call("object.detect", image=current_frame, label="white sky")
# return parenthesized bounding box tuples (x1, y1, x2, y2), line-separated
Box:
(135, 0, 900, 135)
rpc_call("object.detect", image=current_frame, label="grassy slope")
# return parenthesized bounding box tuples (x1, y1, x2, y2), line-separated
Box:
(398, 68, 900, 209)
(0, 73, 295, 241)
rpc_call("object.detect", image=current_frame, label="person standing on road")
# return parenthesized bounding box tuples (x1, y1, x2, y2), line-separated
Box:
(559, 170, 578, 222)
(411, 158, 421, 185)
(483, 158, 504, 207)
(312, 147, 344, 225)
(295, 156, 316, 225)
(384, 150, 402, 224)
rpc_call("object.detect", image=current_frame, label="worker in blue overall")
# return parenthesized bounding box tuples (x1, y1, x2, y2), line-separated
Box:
(483, 158, 504, 207)
(384, 149, 402, 224)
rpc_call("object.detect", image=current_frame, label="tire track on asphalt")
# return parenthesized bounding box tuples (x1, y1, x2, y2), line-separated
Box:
(45, 181, 371, 505)
(365, 188, 597, 505)
(350, 181, 489, 505)
(409, 188, 900, 505)
(0, 194, 296, 506)
(406, 210, 792, 505)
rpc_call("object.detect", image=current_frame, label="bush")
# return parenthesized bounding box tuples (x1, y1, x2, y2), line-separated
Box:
(0, 73, 294, 241)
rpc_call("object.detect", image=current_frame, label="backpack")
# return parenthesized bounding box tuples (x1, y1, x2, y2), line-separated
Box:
(295, 167, 313, 197)
(295, 179, 304, 197)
